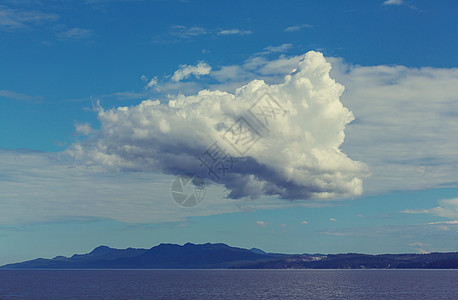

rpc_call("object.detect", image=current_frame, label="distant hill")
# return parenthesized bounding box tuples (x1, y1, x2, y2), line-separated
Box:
(249, 248, 266, 254)
(1, 243, 458, 269)
(238, 252, 458, 269)
(0, 243, 279, 269)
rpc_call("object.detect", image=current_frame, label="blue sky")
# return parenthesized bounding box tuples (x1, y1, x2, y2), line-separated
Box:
(1, 0, 458, 265)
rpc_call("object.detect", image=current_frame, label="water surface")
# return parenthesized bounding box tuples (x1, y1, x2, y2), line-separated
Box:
(1, 269, 457, 299)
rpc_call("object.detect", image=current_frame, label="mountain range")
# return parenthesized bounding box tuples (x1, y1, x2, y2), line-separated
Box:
(2, 243, 458, 269)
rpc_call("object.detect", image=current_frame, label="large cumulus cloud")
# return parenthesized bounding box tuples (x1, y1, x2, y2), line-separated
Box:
(67, 51, 366, 200)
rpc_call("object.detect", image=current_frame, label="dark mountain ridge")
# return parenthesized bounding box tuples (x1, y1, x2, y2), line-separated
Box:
(1, 243, 457, 269)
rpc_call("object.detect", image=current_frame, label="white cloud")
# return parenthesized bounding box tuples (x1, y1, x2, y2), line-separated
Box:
(218, 28, 252, 36)
(428, 220, 458, 225)
(383, 0, 403, 5)
(6, 49, 458, 225)
(429, 199, 458, 218)
(56, 27, 92, 40)
(284, 24, 312, 32)
(70, 51, 458, 199)
(0, 5, 58, 29)
(263, 43, 292, 53)
(172, 62, 211, 82)
(256, 221, 267, 227)
(329, 218, 337, 222)
(401, 199, 458, 219)
(75, 122, 93, 136)
(67, 51, 366, 201)
(141, 75, 158, 89)
(328, 58, 458, 194)
(146, 77, 158, 88)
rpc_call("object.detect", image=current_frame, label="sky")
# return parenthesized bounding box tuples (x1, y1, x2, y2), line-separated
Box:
(0, 0, 458, 265)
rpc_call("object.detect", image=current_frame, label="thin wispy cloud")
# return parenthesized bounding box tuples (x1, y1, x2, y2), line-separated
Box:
(217, 28, 252, 36)
(66, 90, 149, 103)
(256, 221, 267, 228)
(152, 25, 208, 44)
(56, 27, 92, 40)
(169, 25, 207, 38)
(428, 220, 458, 225)
(154, 26, 253, 43)
(0, 149, 239, 225)
(0, 89, 43, 103)
(100, 91, 148, 101)
(263, 43, 292, 53)
(383, 0, 403, 5)
(409, 242, 425, 247)
(284, 24, 312, 32)
(0, 4, 92, 42)
(400, 209, 430, 214)
(0, 5, 59, 30)
(0, 149, 321, 225)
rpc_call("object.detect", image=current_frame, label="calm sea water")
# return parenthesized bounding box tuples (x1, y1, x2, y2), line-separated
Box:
(0, 269, 457, 299)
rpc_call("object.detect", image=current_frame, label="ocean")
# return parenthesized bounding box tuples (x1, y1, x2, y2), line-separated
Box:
(1, 269, 457, 299)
